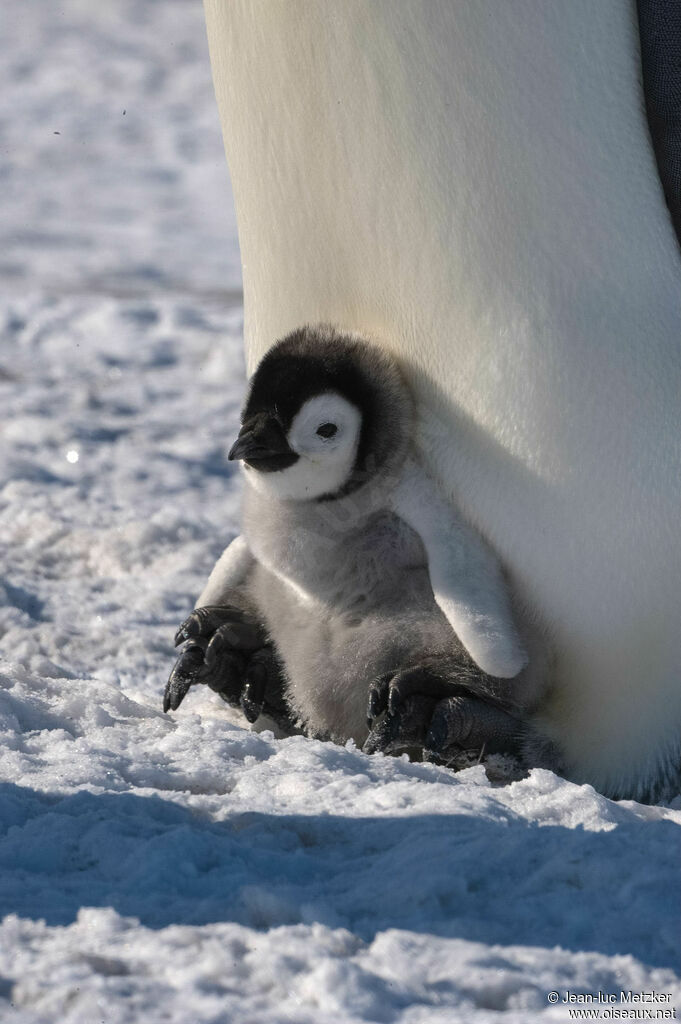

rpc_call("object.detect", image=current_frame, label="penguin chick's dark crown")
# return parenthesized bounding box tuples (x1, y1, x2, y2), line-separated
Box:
(241, 326, 407, 481)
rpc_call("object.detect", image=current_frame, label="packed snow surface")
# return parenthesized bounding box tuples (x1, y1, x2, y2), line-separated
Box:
(0, 2, 679, 1021)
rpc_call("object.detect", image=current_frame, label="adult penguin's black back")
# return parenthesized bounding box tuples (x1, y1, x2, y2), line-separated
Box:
(637, 0, 681, 247)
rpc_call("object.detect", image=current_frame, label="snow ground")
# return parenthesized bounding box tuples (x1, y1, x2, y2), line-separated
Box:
(0, 2, 679, 1022)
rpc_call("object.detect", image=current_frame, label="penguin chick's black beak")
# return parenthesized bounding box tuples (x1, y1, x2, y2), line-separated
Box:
(228, 415, 299, 472)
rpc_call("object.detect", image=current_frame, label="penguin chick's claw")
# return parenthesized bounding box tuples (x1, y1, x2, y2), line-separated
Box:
(423, 695, 525, 764)
(239, 646, 292, 729)
(164, 604, 267, 713)
(164, 605, 298, 735)
(363, 695, 439, 757)
(239, 646, 280, 723)
(174, 605, 263, 651)
(364, 665, 525, 764)
(163, 643, 205, 713)
(366, 665, 473, 726)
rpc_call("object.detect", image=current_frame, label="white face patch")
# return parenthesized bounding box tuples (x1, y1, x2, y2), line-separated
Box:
(247, 392, 362, 501)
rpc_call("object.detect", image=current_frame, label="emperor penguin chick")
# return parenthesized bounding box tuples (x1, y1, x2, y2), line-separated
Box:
(165, 325, 548, 764)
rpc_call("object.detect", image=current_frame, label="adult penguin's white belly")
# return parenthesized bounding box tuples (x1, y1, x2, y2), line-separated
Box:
(204, 0, 681, 801)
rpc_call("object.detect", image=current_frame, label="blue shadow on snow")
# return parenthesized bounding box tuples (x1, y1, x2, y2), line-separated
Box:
(0, 782, 677, 969)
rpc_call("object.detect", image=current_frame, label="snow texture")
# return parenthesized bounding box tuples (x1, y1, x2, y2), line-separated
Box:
(0, 2, 678, 1022)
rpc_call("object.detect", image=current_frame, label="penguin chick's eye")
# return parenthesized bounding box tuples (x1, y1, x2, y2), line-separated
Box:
(316, 422, 338, 438)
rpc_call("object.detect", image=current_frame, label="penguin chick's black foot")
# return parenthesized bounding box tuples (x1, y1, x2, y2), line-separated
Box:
(363, 665, 525, 764)
(164, 605, 295, 733)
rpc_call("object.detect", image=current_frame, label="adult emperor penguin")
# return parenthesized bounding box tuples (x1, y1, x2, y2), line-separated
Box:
(199, 2, 681, 801)
(165, 325, 548, 762)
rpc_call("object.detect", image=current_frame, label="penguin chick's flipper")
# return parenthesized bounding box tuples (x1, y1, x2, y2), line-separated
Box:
(164, 605, 295, 733)
(194, 535, 254, 607)
(391, 458, 528, 679)
(363, 665, 525, 762)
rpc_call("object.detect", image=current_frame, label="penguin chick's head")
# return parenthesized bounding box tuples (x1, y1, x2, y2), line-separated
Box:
(228, 325, 412, 501)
